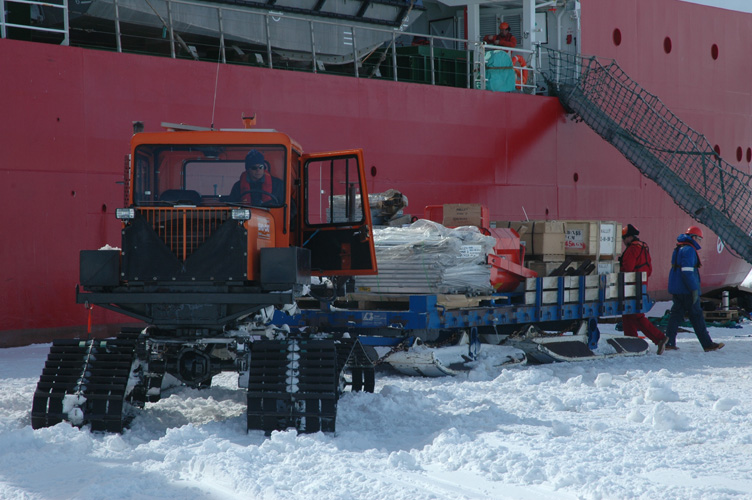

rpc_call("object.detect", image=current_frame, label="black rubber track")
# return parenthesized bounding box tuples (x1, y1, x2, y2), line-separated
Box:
(32, 338, 137, 432)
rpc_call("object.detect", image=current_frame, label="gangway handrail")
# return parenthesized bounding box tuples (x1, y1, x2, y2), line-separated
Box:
(540, 48, 752, 265)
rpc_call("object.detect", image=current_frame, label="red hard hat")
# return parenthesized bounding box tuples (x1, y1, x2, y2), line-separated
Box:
(499, 22, 510, 30)
(686, 226, 704, 238)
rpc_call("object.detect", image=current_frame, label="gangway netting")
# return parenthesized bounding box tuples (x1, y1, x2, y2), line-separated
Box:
(540, 48, 752, 264)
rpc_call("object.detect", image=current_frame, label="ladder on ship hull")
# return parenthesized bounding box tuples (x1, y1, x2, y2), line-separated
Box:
(540, 49, 752, 264)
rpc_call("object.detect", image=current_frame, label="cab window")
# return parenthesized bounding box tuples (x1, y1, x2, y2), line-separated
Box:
(305, 155, 366, 225)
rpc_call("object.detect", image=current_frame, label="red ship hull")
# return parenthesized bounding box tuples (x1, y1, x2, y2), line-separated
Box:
(2, 0, 751, 345)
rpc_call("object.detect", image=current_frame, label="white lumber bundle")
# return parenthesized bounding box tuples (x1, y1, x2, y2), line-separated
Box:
(353, 219, 496, 295)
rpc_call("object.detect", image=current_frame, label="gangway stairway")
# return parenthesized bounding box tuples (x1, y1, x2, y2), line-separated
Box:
(540, 48, 752, 264)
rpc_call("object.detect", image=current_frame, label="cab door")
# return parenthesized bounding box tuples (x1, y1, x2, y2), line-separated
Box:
(301, 150, 377, 276)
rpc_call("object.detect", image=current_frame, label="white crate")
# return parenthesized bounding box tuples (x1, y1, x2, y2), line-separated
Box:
(525, 288, 600, 304)
(525, 276, 564, 291)
(605, 285, 637, 299)
(606, 272, 645, 285)
(564, 275, 600, 288)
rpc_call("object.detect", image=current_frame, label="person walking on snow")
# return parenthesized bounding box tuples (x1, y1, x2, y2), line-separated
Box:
(665, 226, 725, 352)
(619, 224, 668, 354)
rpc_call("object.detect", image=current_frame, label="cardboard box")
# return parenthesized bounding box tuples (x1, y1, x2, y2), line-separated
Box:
(527, 233, 565, 258)
(494, 220, 566, 258)
(564, 220, 622, 258)
(442, 204, 489, 228)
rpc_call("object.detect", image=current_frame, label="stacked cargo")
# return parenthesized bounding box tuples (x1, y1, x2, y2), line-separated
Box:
(492, 220, 566, 276)
(563, 220, 622, 274)
(351, 219, 496, 295)
(492, 220, 622, 277)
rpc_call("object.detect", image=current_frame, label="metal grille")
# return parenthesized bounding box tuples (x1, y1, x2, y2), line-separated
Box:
(138, 208, 232, 261)
(540, 48, 752, 265)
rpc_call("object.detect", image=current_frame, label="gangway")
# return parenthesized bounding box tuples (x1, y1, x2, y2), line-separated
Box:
(540, 48, 752, 264)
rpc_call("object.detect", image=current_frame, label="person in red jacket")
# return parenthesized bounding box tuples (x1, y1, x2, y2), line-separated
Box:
(620, 224, 668, 355)
(483, 22, 517, 48)
(230, 149, 284, 206)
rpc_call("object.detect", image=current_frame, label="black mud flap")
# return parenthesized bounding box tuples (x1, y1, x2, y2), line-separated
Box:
(247, 339, 339, 434)
(31, 337, 137, 432)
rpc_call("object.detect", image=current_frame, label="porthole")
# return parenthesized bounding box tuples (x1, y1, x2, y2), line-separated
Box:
(663, 37, 672, 54)
(612, 29, 622, 46)
(737, 147, 743, 162)
(711, 44, 719, 60)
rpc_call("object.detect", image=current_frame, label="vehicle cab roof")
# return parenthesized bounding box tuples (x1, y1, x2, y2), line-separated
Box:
(131, 125, 303, 152)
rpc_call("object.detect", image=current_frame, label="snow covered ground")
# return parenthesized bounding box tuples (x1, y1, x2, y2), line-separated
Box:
(2, 303, 752, 500)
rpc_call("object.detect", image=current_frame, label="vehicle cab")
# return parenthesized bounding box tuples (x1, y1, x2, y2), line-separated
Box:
(123, 123, 377, 283)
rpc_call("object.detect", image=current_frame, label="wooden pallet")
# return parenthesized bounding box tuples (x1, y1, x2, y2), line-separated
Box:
(703, 309, 740, 322)
(342, 293, 501, 310)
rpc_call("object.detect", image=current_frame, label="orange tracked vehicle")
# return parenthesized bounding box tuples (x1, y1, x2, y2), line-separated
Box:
(31, 120, 377, 434)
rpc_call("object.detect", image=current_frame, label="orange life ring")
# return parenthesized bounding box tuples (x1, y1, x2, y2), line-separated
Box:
(511, 55, 529, 89)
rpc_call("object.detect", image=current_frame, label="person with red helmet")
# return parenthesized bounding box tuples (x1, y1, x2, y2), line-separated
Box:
(665, 225, 725, 352)
(619, 224, 668, 354)
(483, 21, 518, 48)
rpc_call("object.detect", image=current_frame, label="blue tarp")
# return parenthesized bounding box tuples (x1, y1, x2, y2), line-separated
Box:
(486, 50, 516, 92)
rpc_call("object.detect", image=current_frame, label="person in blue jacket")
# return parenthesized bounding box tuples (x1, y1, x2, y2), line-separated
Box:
(665, 226, 724, 352)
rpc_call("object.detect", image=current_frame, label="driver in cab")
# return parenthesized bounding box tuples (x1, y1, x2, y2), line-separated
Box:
(230, 149, 284, 206)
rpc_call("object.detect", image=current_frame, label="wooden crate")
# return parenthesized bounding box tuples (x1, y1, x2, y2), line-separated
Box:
(704, 309, 740, 322)
(343, 292, 498, 310)
(494, 220, 566, 259)
(564, 220, 622, 259)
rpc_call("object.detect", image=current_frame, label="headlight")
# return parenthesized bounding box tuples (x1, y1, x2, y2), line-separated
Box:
(232, 209, 251, 221)
(116, 208, 135, 219)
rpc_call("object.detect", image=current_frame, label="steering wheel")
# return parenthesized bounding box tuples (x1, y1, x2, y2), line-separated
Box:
(240, 189, 280, 206)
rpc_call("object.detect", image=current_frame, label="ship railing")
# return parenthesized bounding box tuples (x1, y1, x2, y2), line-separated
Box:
(3, 0, 547, 95)
(0, 0, 68, 43)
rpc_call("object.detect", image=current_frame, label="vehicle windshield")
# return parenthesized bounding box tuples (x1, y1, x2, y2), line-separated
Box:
(132, 144, 287, 208)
